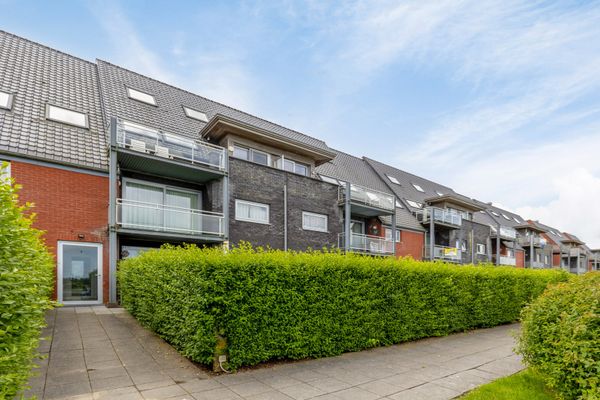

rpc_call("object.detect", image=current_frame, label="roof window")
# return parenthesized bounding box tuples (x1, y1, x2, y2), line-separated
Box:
(491, 211, 500, 217)
(406, 199, 422, 208)
(0, 90, 13, 110)
(502, 214, 511, 220)
(46, 104, 88, 128)
(126, 87, 156, 105)
(387, 175, 400, 184)
(183, 106, 208, 122)
(412, 183, 425, 192)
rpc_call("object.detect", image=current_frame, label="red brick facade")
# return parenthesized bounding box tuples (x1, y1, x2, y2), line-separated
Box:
(396, 230, 425, 260)
(516, 249, 525, 268)
(10, 160, 109, 302)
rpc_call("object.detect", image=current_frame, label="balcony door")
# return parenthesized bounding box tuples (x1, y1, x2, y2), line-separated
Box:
(122, 179, 200, 234)
(58, 242, 102, 305)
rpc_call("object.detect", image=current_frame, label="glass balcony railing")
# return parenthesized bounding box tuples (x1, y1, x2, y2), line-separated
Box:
(338, 184, 395, 211)
(424, 245, 461, 262)
(339, 232, 394, 255)
(491, 225, 517, 239)
(493, 255, 516, 266)
(116, 198, 224, 237)
(116, 120, 226, 170)
(417, 207, 462, 227)
(518, 236, 547, 247)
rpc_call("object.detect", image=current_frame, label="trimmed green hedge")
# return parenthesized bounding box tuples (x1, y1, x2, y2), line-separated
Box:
(0, 164, 54, 398)
(119, 244, 568, 369)
(518, 273, 599, 400)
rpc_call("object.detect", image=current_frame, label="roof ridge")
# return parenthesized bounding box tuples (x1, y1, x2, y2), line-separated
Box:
(0, 30, 95, 66)
(95, 59, 329, 147)
(363, 156, 454, 190)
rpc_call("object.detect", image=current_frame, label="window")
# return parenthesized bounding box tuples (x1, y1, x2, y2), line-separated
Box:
(235, 200, 269, 224)
(384, 226, 401, 242)
(412, 183, 425, 192)
(282, 158, 310, 176)
(387, 175, 400, 184)
(46, 104, 88, 128)
(544, 255, 549, 264)
(502, 214, 511, 220)
(476, 243, 486, 255)
(183, 106, 208, 122)
(320, 175, 341, 185)
(395, 200, 403, 208)
(406, 200, 422, 208)
(0, 90, 13, 110)
(556, 232, 562, 237)
(126, 87, 156, 105)
(491, 211, 500, 217)
(232, 145, 270, 166)
(513, 217, 521, 223)
(456, 240, 467, 252)
(302, 212, 328, 232)
(436, 191, 444, 196)
(0, 160, 10, 183)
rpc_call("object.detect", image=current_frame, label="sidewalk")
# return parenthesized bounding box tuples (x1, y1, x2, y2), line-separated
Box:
(25, 307, 524, 400)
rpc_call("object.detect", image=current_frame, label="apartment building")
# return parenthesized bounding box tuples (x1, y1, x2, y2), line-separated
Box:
(364, 158, 492, 264)
(315, 150, 425, 257)
(591, 249, 600, 271)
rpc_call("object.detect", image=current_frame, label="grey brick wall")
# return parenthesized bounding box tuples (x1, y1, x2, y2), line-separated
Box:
(450, 220, 491, 264)
(228, 158, 342, 250)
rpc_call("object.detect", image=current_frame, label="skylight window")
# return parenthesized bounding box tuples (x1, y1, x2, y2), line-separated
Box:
(183, 106, 208, 122)
(406, 200, 422, 208)
(126, 87, 156, 105)
(395, 200, 404, 208)
(502, 214, 511, 220)
(0, 90, 13, 110)
(387, 175, 400, 185)
(46, 104, 88, 128)
(491, 211, 500, 217)
(319, 175, 340, 185)
(436, 191, 444, 196)
(412, 183, 425, 192)
(556, 232, 562, 237)
(513, 217, 521, 223)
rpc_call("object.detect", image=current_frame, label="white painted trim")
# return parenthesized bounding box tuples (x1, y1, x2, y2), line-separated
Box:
(57, 241, 103, 305)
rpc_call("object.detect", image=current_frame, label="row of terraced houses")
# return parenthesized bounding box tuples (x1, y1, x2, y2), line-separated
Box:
(1, 31, 598, 305)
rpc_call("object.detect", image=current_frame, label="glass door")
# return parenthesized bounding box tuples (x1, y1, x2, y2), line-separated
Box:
(165, 189, 199, 233)
(58, 242, 102, 305)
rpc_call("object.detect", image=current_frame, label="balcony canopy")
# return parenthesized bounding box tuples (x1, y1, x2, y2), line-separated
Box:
(424, 194, 485, 212)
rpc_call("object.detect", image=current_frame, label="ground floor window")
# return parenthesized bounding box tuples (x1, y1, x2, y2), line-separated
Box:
(302, 211, 328, 232)
(235, 199, 269, 224)
(58, 241, 102, 304)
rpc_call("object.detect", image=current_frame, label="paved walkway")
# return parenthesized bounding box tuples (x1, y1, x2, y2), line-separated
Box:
(25, 307, 524, 400)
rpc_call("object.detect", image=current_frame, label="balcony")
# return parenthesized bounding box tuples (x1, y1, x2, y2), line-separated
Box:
(424, 245, 461, 262)
(491, 226, 517, 240)
(339, 232, 394, 255)
(116, 198, 224, 239)
(527, 261, 546, 268)
(493, 255, 516, 266)
(417, 207, 462, 228)
(517, 236, 547, 247)
(114, 120, 227, 182)
(338, 184, 395, 216)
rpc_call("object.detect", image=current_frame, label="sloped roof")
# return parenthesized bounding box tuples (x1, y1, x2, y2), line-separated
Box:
(0, 30, 107, 170)
(527, 220, 567, 248)
(96, 60, 330, 152)
(315, 150, 423, 232)
(363, 157, 455, 211)
(471, 200, 526, 228)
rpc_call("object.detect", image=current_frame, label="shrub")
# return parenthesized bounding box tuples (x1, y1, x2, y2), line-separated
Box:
(0, 164, 54, 398)
(518, 273, 599, 400)
(119, 244, 568, 369)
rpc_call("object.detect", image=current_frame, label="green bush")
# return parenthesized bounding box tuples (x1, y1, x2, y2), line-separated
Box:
(119, 244, 568, 369)
(518, 273, 599, 400)
(0, 164, 54, 398)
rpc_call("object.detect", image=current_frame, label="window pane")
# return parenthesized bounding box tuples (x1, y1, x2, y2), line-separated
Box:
(236, 200, 268, 223)
(123, 182, 164, 229)
(295, 163, 308, 176)
(252, 151, 268, 165)
(127, 87, 156, 105)
(0, 91, 12, 109)
(233, 146, 249, 160)
(61, 244, 99, 302)
(183, 106, 208, 122)
(47, 104, 88, 128)
(165, 190, 199, 232)
(303, 212, 327, 231)
(283, 159, 294, 172)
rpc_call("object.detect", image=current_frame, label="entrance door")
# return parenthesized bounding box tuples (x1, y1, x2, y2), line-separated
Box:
(58, 242, 102, 305)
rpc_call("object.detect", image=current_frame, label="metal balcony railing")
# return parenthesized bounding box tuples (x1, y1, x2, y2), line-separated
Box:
(518, 236, 547, 247)
(117, 198, 224, 237)
(491, 225, 517, 240)
(339, 232, 394, 255)
(116, 120, 226, 170)
(528, 261, 546, 268)
(493, 255, 516, 266)
(338, 184, 395, 211)
(417, 207, 462, 227)
(424, 245, 461, 262)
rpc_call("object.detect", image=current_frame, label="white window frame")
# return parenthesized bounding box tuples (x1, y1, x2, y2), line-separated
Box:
(126, 86, 157, 105)
(436, 191, 444, 196)
(0, 90, 14, 110)
(57, 241, 103, 305)
(46, 104, 89, 128)
(384, 226, 401, 242)
(476, 243, 486, 255)
(302, 211, 328, 233)
(412, 183, 425, 192)
(235, 199, 270, 224)
(387, 175, 400, 184)
(232, 144, 271, 166)
(122, 178, 202, 209)
(183, 106, 208, 122)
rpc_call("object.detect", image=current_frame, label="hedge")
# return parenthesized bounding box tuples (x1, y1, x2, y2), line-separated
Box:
(118, 244, 569, 369)
(518, 272, 599, 400)
(0, 164, 54, 398)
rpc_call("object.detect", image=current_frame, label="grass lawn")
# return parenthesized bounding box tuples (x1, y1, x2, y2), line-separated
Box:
(460, 369, 557, 400)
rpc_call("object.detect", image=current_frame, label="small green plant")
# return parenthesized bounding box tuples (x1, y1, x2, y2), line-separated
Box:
(0, 163, 54, 398)
(118, 243, 568, 370)
(460, 369, 558, 400)
(518, 273, 600, 400)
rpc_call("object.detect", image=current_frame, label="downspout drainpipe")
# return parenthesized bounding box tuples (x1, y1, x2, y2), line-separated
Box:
(496, 222, 501, 266)
(392, 204, 397, 258)
(530, 235, 534, 269)
(222, 153, 229, 249)
(429, 208, 435, 261)
(470, 227, 474, 264)
(283, 183, 288, 251)
(108, 118, 118, 305)
(344, 183, 351, 254)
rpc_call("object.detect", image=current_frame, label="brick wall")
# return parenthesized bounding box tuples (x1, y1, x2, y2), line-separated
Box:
(516, 249, 525, 268)
(11, 161, 109, 302)
(395, 230, 424, 260)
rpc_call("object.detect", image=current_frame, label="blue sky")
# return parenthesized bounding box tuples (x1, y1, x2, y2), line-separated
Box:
(2, 0, 600, 247)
